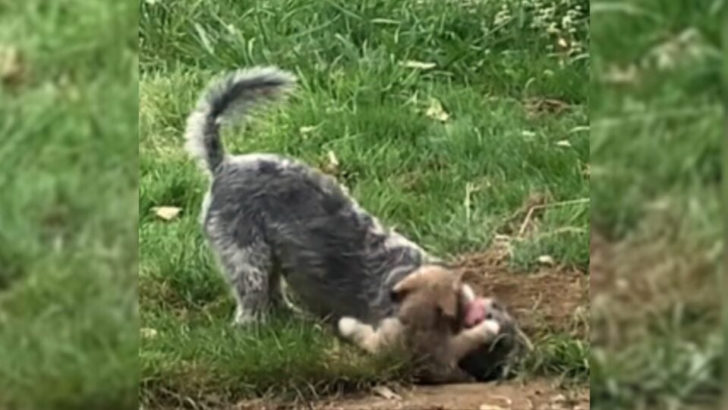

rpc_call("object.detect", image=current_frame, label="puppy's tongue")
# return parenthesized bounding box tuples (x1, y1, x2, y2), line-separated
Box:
(464, 300, 486, 328)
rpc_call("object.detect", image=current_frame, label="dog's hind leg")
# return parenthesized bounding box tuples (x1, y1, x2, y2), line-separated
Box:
(205, 209, 276, 325)
(215, 241, 274, 326)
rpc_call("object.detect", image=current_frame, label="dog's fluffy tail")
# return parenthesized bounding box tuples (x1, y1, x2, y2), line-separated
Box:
(184, 66, 296, 173)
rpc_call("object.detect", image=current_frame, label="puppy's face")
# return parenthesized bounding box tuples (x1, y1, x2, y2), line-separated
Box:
(391, 265, 464, 321)
(462, 295, 513, 330)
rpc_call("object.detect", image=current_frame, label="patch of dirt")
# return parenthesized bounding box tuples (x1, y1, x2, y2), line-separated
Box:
(238, 380, 589, 410)
(455, 251, 589, 338)
(234, 249, 590, 410)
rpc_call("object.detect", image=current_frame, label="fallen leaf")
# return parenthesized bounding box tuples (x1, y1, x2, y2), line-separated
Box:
(321, 150, 340, 175)
(299, 125, 317, 135)
(401, 60, 436, 70)
(537, 255, 555, 266)
(141, 328, 158, 339)
(550, 394, 566, 404)
(371, 385, 401, 400)
(425, 98, 450, 122)
(0, 45, 26, 87)
(555, 140, 572, 147)
(615, 278, 629, 291)
(153, 206, 182, 221)
(524, 97, 570, 117)
(602, 64, 639, 85)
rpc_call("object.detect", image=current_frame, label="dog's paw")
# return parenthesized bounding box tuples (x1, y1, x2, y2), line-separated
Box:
(233, 307, 264, 327)
(338, 316, 360, 338)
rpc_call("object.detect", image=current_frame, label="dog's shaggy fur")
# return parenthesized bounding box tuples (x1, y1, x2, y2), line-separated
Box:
(185, 66, 442, 326)
(184, 66, 519, 382)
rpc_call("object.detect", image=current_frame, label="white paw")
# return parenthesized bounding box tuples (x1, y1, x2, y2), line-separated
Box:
(482, 319, 501, 335)
(338, 316, 359, 337)
(233, 307, 262, 326)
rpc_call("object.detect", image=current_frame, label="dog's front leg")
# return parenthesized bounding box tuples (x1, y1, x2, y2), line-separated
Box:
(448, 319, 501, 361)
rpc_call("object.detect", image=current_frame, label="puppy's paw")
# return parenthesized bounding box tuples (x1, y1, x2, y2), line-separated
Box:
(481, 319, 501, 336)
(338, 316, 361, 338)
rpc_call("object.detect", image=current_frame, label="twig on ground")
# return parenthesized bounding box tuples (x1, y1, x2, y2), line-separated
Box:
(517, 198, 589, 238)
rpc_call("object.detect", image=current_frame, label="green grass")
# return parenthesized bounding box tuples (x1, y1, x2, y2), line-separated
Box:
(590, 0, 724, 408)
(140, 0, 589, 406)
(0, 0, 138, 409)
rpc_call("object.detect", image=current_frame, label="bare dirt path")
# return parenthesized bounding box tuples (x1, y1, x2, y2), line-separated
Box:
(312, 380, 589, 410)
(238, 252, 590, 410)
(238, 379, 589, 410)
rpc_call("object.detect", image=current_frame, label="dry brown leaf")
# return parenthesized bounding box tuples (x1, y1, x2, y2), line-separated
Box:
(425, 98, 450, 122)
(371, 385, 401, 400)
(299, 125, 317, 135)
(602, 64, 639, 85)
(550, 394, 567, 404)
(537, 255, 555, 266)
(401, 60, 436, 70)
(140, 328, 158, 339)
(321, 150, 340, 175)
(0, 45, 26, 87)
(524, 97, 570, 117)
(153, 206, 182, 221)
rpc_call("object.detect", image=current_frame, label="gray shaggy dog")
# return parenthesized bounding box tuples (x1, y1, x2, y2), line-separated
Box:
(185, 66, 441, 326)
(184, 66, 520, 381)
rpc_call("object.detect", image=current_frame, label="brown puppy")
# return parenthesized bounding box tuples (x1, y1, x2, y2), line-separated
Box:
(338, 266, 501, 383)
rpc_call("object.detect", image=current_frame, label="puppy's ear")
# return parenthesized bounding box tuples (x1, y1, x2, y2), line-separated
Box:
(436, 289, 459, 319)
(438, 270, 466, 318)
(452, 269, 465, 287)
(392, 271, 425, 300)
